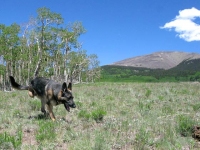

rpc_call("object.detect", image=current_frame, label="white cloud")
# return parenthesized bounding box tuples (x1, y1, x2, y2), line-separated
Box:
(161, 7, 200, 42)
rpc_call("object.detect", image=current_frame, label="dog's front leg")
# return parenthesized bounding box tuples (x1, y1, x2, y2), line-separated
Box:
(40, 98, 47, 115)
(46, 104, 56, 121)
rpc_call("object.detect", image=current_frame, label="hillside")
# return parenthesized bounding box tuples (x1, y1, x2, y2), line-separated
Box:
(112, 51, 200, 70)
(101, 57, 200, 82)
(170, 58, 200, 71)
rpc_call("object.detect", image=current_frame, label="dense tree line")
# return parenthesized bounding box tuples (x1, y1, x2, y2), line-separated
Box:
(101, 59, 200, 82)
(0, 8, 101, 90)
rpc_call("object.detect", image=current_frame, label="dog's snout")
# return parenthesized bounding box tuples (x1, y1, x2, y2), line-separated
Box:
(67, 100, 76, 108)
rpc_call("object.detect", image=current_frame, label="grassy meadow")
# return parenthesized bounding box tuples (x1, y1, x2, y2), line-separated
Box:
(1, 82, 200, 149)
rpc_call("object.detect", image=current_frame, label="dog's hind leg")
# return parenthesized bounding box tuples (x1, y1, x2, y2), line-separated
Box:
(28, 87, 36, 98)
(46, 104, 55, 121)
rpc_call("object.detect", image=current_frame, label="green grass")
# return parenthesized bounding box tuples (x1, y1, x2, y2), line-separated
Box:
(176, 115, 196, 137)
(36, 121, 57, 142)
(0, 82, 200, 149)
(0, 130, 22, 149)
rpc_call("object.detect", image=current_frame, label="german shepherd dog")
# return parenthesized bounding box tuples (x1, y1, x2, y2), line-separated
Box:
(9, 76, 76, 121)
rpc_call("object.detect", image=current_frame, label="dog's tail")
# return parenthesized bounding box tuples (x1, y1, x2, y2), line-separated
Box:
(9, 76, 29, 90)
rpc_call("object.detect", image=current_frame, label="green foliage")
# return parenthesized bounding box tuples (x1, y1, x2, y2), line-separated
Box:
(190, 71, 200, 81)
(78, 110, 91, 120)
(37, 7, 63, 25)
(0, 65, 5, 75)
(100, 61, 200, 82)
(135, 127, 151, 148)
(158, 95, 164, 101)
(75, 101, 83, 108)
(162, 105, 174, 114)
(11, 93, 17, 97)
(145, 89, 151, 98)
(191, 103, 200, 111)
(36, 121, 56, 142)
(29, 100, 41, 111)
(94, 132, 108, 150)
(138, 100, 152, 114)
(0, 7, 100, 87)
(176, 115, 195, 137)
(78, 108, 107, 122)
(13, 109, 23, 118)
(91, 108, 107, 123)
(0, 130, 22, 149)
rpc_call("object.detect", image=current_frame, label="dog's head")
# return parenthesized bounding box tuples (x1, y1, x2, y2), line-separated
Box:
(61, 82, 76, 112)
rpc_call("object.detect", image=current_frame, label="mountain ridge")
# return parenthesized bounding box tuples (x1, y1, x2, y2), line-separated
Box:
(112, 51, 200, 70)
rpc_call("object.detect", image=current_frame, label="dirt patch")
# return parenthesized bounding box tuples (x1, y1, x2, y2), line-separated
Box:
(192, 126, 200, 141)
(22, 126, 38, 146)
(0, 126, 5, 134)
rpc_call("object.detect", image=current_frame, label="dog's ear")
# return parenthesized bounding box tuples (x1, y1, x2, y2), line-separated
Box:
(62, 82, 67, 91)
(68, 82, 72, 91)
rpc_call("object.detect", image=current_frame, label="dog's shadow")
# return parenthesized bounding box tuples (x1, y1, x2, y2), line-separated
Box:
(28, 114, 68, 122)
(28, 114, 49, 120)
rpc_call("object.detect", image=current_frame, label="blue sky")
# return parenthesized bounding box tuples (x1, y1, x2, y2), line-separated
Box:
(1, 0, 200, 66)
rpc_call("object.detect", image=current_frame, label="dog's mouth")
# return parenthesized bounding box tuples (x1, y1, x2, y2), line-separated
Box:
(64, 103, 70, 112)
(64, 103, 76, 112)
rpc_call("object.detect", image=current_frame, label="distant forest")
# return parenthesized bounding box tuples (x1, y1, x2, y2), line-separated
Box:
(100, 58, 200, 82)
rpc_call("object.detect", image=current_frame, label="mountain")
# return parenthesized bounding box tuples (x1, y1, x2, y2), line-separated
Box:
(170, 58, 200, 71)
(112, 51, 200, 70)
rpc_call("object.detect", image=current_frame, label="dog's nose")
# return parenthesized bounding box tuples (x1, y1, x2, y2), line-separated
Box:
(72, 104, 76, 108)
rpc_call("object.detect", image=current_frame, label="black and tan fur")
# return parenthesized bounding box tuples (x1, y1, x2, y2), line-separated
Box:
(9, 76, 76, 121)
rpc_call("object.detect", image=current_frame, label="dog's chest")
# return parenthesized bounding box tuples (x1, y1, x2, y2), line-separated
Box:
(50, 100, 58, 106)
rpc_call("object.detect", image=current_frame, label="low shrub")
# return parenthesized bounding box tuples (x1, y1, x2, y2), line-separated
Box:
(91, 108, 107, 123)
(176, 115, 195, 137)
